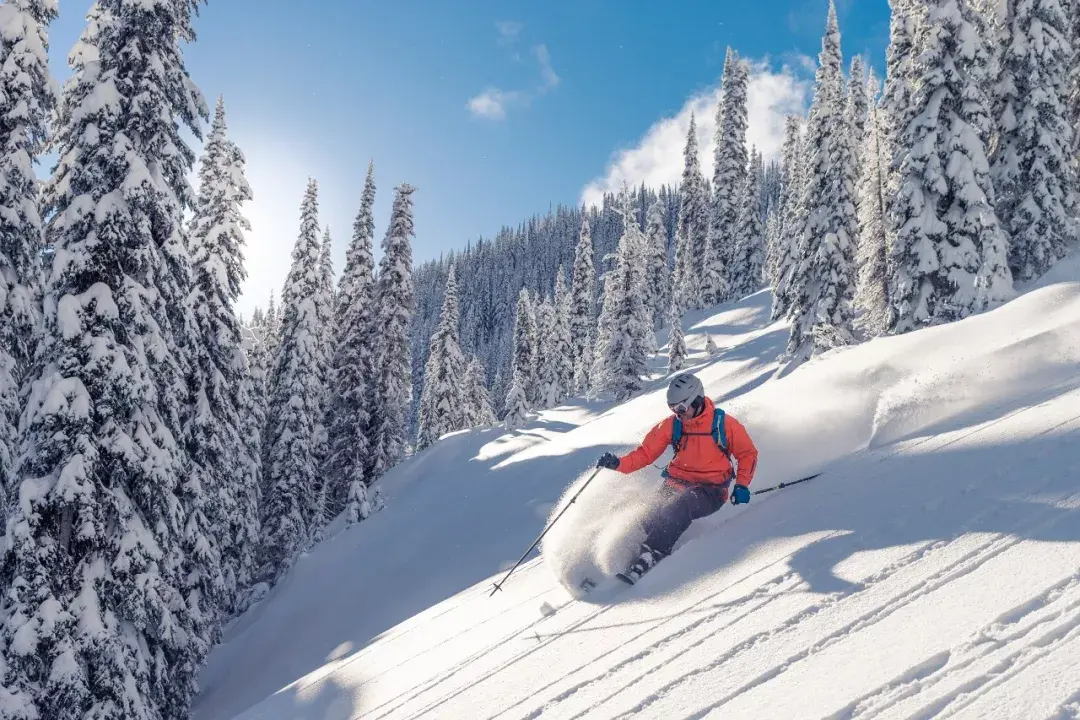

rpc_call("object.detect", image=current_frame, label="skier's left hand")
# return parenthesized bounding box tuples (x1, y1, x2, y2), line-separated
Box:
(731, 485, 751, 505)
(597, 452, 620, 470)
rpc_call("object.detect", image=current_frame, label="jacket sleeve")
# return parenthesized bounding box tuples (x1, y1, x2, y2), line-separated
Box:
(726, 414, 758, 486)
(617, 418, 673, 474)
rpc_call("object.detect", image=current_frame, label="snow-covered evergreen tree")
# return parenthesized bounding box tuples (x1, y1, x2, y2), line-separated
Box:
(509, 287, 536, 408)
(1070, 0, 1080, 170)
(706, 334, 720, 356)
(416, 264, 467, 450)
(324, 160, 376, 522)
(730, 147, 766, 299)
(317, 226, 336, 370)
(504, 288, 535, 425)
(770, 116, 804, 320)
(262, 179, 324, 577)
(644, 199, 670, 329)
(887, 0, 1013, 333)
(707, 47, 749, 303)
(185, 95, 260, 620)
(502, 372, 529, 429)
(0, 0, 55, 380)
(522, 290, 541, 404)
(667, 298, 687, 373)
(534, 294, 560, 408)
(593, 189, 650, 399)
(307, 225, 335, 530)
(369, 183, 416, 479)
(0, 1, 211, 716)
(784, 1, 860, 364)
(552, 268, 574, 399)
(676, 113, 711, 309)
(763, 202, 781, 284)
(240, 327, 269, 513)
(880, 0, 923, 292)
(846, 55, 869, 179)
(990, 0, 1077, 282)
(264, 290, 281, 362)
(854, 69, 890, 338)
(569, 212, 595, 394)
(464, 355, 497, 427)
(0, 0, 57, 526)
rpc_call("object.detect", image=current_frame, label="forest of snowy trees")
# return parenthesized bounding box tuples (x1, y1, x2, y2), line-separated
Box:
(0, 0, 1077, 717)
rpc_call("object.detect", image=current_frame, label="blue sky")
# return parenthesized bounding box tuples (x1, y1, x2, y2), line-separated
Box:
(48, 1, 892, 317)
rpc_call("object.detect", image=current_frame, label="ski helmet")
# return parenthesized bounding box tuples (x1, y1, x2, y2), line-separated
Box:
(666, 373, 704, 411)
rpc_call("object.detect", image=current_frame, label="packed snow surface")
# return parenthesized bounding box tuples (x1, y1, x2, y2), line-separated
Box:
(196, 255, 1080, 720)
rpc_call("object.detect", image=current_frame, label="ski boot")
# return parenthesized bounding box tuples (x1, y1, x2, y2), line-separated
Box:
(616, 543, 667, 585)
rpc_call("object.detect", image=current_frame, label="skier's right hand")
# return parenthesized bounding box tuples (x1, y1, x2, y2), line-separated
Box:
(597, 452, 620, 470)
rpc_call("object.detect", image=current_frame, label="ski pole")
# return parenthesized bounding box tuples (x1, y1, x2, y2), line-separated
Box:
(751, 472, 822, 496)
(490, 467, 604, 597)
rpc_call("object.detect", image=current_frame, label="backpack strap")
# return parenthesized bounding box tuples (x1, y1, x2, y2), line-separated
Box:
(670, 416, 683, 456)
(711, 407, 728, 452)
(712, 407, 736, 479)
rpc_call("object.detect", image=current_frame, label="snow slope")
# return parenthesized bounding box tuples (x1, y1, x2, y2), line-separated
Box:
(196, 255, 1080, 720)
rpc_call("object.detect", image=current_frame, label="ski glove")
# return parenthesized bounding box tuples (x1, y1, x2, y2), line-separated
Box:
(731, 484, 751, 505)
(597, 452, 620, 470)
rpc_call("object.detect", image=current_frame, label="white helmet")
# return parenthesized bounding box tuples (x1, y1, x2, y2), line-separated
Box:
(666, 373, 704, 410)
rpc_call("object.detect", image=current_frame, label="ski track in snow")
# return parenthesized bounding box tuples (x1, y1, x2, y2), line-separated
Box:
(379, 397, 1080, 720)
(830, 572, 1080, 720)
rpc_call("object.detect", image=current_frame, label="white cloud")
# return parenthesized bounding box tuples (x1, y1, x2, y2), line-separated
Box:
(580, 57, 812, 208)
(468, 88, 517, 120)
(534, 44, 559, 91)
(496, 20, 522, 46)
(468, 29, 560, 121)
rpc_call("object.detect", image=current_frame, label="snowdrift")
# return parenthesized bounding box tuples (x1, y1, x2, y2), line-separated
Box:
(196, 257, 1080, 720)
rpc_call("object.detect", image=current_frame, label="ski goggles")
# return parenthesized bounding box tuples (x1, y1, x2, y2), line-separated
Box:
(668, 400, 693, 415)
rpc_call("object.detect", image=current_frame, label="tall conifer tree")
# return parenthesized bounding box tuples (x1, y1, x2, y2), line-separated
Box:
(784, 1, 860, 364)
(262, 179, 324, 576)
(369, 183, 416, 479)
(324, 162, 377, 521)
(707, 48, 750, 302)
(416, 265, 466, 450)
(185, 96, 260, 617)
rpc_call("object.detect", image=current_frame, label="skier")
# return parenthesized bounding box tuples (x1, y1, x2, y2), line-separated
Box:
(596, 372, 758, 584)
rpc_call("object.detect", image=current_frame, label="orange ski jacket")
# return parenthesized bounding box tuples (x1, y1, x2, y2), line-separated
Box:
(616, 397, 758, 488)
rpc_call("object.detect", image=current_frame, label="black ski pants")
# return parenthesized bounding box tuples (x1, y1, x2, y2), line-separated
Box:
(641, 480, 729, 556)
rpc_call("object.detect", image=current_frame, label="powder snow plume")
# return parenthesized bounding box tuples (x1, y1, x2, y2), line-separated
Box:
(540, 466, 659, 596)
